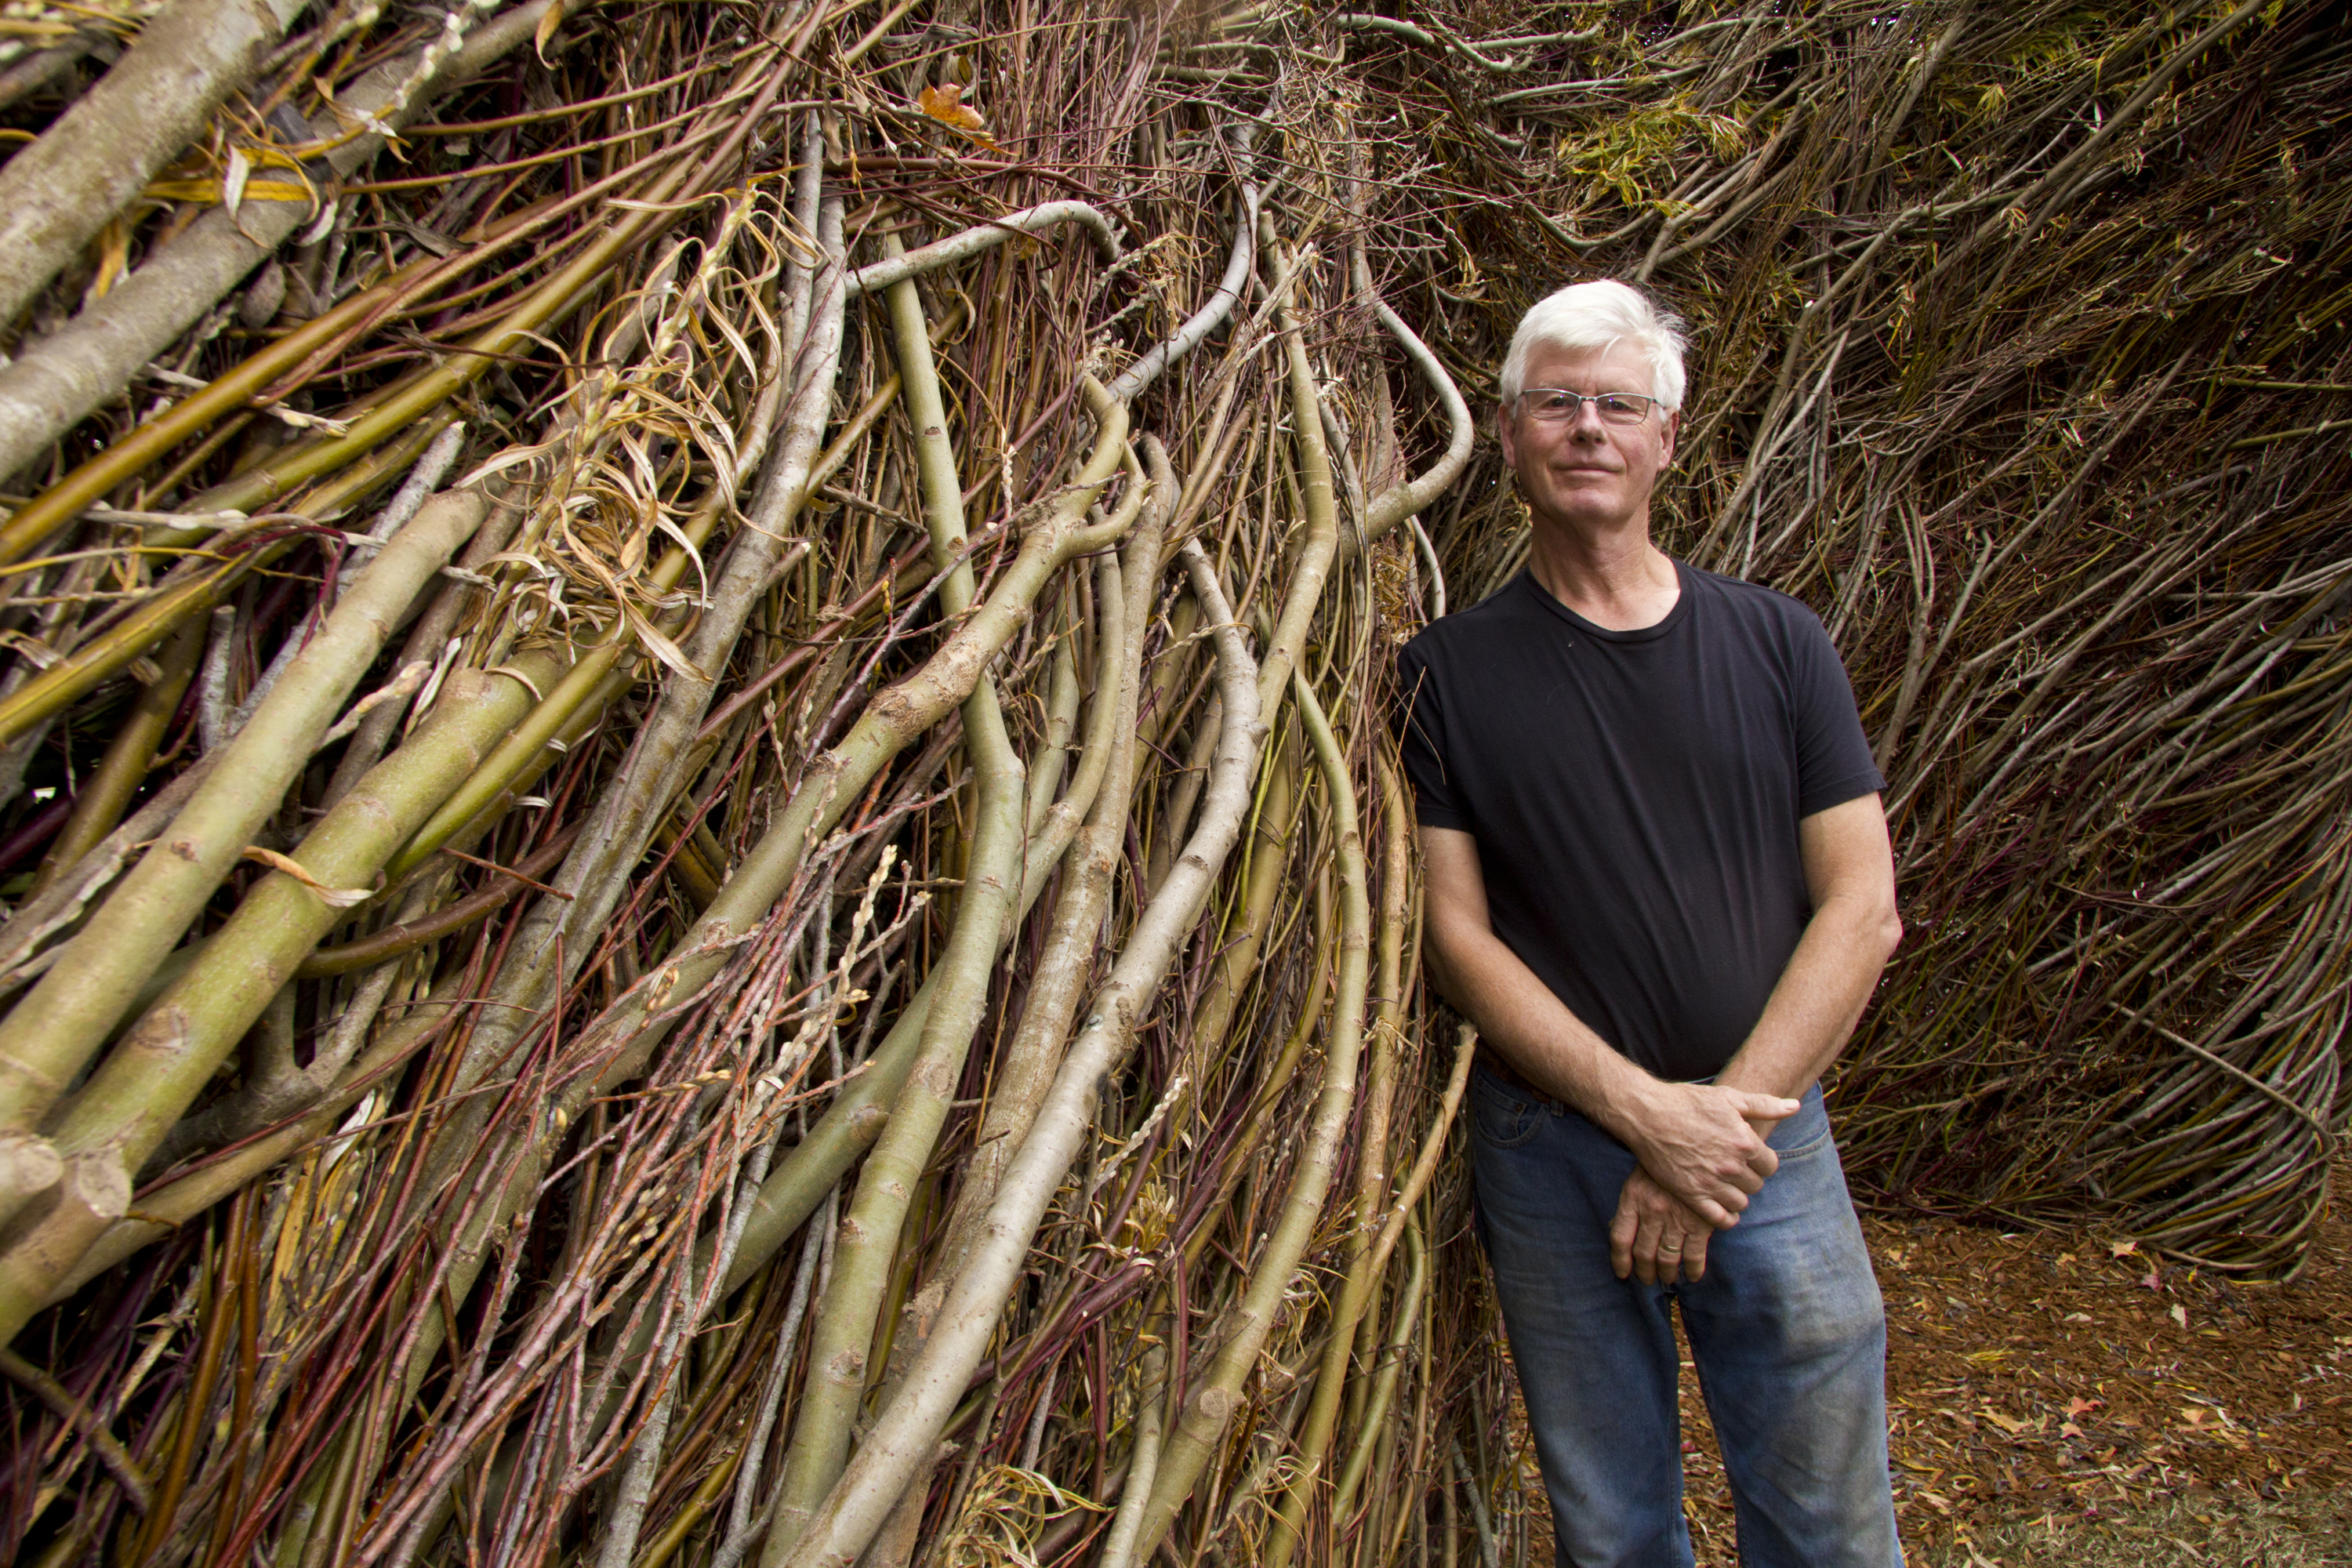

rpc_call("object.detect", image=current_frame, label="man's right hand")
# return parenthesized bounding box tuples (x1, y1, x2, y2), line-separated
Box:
(1612, 1080, 1799, 1229)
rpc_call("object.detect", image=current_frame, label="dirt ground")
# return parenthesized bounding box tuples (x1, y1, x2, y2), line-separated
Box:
(1503, 1171, 2352, 1566)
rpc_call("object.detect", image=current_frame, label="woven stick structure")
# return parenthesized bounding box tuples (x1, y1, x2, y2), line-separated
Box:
(0, 2, 2343, 1564)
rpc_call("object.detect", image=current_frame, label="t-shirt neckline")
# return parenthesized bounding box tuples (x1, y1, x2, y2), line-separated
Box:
(1519, 558, 1693, 644)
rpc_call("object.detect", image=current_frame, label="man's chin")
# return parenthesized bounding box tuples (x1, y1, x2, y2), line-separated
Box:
(1532, 493, 1640, 532)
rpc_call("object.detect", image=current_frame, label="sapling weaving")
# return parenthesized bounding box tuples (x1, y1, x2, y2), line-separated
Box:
(2, 5, 2343, 1567)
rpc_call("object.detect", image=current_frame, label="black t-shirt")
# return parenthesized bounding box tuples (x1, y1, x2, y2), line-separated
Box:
(1396, 564, 1884, 1083)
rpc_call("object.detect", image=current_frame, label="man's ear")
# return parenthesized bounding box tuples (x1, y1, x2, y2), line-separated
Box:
(1497, 405, 1519, 468)
(1659, 409, 1679, 467)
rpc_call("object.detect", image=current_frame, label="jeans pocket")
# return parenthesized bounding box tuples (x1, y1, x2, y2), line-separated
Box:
(1470, 1067, 1544, 1150)
(1766, 1091, 1835, 1162)
(1774, 1124, 1835, 1163)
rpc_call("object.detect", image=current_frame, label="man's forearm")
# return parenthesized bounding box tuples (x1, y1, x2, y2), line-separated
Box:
(1716, 793, 1904, 1105)
(1423, 917, 1796, 1229)
(1416, 824, 1799, 1228)
(1424, 919, 1652, 1129)
(1717, 890, 1901, 1105)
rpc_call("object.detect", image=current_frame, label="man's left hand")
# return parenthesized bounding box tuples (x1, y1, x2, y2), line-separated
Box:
(1609, 1166, 1715, 1284)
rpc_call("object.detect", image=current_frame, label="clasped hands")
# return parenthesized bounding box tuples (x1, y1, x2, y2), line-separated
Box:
(1607, 1080, 1798, 1286)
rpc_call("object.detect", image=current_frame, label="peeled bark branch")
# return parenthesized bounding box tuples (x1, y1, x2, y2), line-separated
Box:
(775, 539, 1262, 1568)
(0, 486, 485, 1249)
(1132, 666, 1370, 1559)
(0, 1, 557, 492)
(842, 201, 1123, 299)
(0, 0, 309, 336)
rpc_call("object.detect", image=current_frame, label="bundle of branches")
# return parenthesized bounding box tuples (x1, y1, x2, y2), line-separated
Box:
(1324, 0, 2350, 1278)
(0, 2, 1508, 1566)
(0, 0, 2345, 1566)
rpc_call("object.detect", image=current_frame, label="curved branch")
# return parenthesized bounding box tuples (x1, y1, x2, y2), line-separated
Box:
(1107, 179, 1259, 403)
(1133, 663, 1369, 1559)
(775, 541, 1263, 1568)
(842, 201, 1124, 298)
(717, 422, 1158, 1297)
(760, 232, 1044, 1559)
(1356, 269, 1476, 549)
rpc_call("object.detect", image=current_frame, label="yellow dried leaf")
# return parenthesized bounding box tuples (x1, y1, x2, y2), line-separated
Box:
(535, 0, 566, 62)
(917, 81, 984, 130)
(144, 178, 311, 207)
(88, 219, 130, 303)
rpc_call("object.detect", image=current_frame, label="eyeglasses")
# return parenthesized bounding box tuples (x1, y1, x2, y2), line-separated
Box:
(1515, 389, 1660, 425)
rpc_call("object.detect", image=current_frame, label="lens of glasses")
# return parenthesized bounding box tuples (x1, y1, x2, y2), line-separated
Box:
(1523, 390, 1653, 424)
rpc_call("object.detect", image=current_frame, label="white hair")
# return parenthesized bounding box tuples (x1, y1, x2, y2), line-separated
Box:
(1499, 281, 1690, 412)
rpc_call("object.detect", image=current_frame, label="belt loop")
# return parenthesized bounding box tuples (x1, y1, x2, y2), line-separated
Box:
(1479, 1045, 1566, 1116)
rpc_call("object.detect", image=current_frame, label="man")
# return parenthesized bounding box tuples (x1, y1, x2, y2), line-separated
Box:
(1396, 280, 1905, 1567)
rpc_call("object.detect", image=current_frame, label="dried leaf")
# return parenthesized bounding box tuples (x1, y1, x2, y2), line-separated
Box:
(916, 82, 1000, 148)
(243, 847, 372, 909)
(299, 198, 340, 246)
(223, 147, 251, 219)
(535, 0, 567, 62)
(143, 177, 310, 206)
(393, 218, 458, 258)
(88, 220, 130, 303)
(318, 662, 430, 747)
(619, 600, 707, 683)
(917, 81, 984, 130)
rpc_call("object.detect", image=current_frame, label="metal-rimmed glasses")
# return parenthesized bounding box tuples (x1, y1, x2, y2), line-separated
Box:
(1515, 389, 1660, 425)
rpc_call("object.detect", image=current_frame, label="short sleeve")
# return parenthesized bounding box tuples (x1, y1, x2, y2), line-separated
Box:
(1394, 641, 1472, 831)
(1786, 609, 1886, 818)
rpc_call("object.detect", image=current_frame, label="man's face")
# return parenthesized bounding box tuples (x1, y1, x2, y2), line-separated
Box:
(1497, 340, 1679, 537)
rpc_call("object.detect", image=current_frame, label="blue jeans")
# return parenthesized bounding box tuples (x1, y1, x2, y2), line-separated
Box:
(1470, 1065, 1902, 1568)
